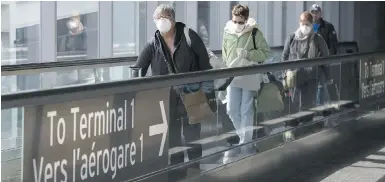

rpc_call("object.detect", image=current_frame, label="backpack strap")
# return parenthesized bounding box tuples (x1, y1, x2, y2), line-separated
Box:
(184, 26, 191, 47)
(289, 33, 295, 46)
(252, 28, 258, 50)
(184, 26, 201, 70)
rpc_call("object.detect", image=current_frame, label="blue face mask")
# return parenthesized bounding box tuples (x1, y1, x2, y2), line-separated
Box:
(313, 24, 320, 32)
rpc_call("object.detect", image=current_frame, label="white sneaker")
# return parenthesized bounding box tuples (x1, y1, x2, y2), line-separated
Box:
(224, 147, 240, 157)
(283, 130, 295, 142)
(222, 147, 240, 164)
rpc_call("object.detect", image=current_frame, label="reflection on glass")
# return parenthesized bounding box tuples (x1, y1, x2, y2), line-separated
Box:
(111, 1, 142, 80)
(1, 59, 361, 181)
(164, 60, 346, 180)
(56, 2, 98, 60)
(1, 4, 38, 180)
(1, 64, 137, 94)
(1, 107, 23, 181)
(56, 2, 101, 86)
(197, 1, 210, 47)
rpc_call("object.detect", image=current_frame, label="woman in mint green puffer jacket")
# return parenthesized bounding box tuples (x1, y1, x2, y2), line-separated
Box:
(222, 19, 270, 68)
(222, 4, 271, 155)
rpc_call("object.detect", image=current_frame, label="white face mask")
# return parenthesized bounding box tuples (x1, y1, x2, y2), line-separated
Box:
(233, 23, 245, 33)
(156, 18, 172, 33)
(300, 25, 312, 35)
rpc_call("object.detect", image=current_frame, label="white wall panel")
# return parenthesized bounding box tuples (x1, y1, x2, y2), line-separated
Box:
(184, 1, 198, 31)
(40, 1, 56, 88)
(209, 1, 230, 50)
(256, 1, 268, 41)
(146, 1, 158, 42)
(99, 1, 112, 58)
(272, 1, 284, 46)
(1, 5, 10, 31)
(285, 1, 304, 40)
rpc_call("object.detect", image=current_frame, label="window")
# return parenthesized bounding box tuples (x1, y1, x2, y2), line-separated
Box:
(112, 1, 138, 57)
(1, 1, 40, 65)
(56, 2, 100, 86)
(1, 1, 40, 153)
(56, 1, 99, 61)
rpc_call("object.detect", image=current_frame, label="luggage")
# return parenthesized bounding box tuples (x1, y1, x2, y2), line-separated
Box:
(256, 73, 285, 113)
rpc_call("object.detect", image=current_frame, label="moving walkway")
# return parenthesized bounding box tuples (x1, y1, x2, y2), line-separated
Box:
(2, 46, 384, 182)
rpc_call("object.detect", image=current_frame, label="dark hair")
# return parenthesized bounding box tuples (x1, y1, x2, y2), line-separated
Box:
(232, 4, 250, 19)
(301, 11, 314, 24)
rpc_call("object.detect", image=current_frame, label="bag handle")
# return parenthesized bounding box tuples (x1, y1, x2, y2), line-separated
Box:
(183, 26, 201, 71)
(184, 26, 191, 47)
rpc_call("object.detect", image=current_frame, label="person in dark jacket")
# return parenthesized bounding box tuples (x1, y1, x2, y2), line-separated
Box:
(135, 4, 212, 180)
(310, 4, 338, 55)
(282, 11, 330, 112)
(310, 4, 338, 105)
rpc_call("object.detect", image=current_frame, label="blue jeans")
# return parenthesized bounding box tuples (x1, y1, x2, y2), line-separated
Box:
(226, 86, 256, 145)
(181, 81, 214, 94)
(316, 83, 330, 106)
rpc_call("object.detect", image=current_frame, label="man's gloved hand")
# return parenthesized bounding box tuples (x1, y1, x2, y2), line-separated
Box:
(236, 48, 248, 58)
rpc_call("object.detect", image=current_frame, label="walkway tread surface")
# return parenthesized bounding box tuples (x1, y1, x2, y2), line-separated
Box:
(186, 110, 385, 182)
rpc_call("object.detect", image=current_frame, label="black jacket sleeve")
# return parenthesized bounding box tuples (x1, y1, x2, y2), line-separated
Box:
(327, 24, 338, 55)
(282, 33, 294, 62)
(189, 29, 212, 71)
(135, 42, 153, 77)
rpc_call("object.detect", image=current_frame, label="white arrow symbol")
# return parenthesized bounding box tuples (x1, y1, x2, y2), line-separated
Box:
(149, 100, 168, 156)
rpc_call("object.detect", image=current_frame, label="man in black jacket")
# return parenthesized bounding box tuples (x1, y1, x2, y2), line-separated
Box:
(310, 4, 338, 106)
(310, 4, 338, 55)
(135, 4, 212, 180)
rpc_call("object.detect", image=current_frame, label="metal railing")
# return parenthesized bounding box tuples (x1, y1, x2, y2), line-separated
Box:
(1, 46, 284, 76)
(3, 50, 384, 109)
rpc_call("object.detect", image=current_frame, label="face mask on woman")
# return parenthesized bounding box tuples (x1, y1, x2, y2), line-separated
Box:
(233, 23, 245, 33)
(300, 25, 312, 35)
(156, 18, 172, 33)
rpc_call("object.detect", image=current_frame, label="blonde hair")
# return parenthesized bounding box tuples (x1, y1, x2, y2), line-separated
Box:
(300, 11, 314, 24)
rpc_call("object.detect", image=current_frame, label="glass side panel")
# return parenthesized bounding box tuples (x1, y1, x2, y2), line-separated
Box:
(2, 55, 369, 182)
(1, 63, 141, 94)
(0, 52, 235, 94)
